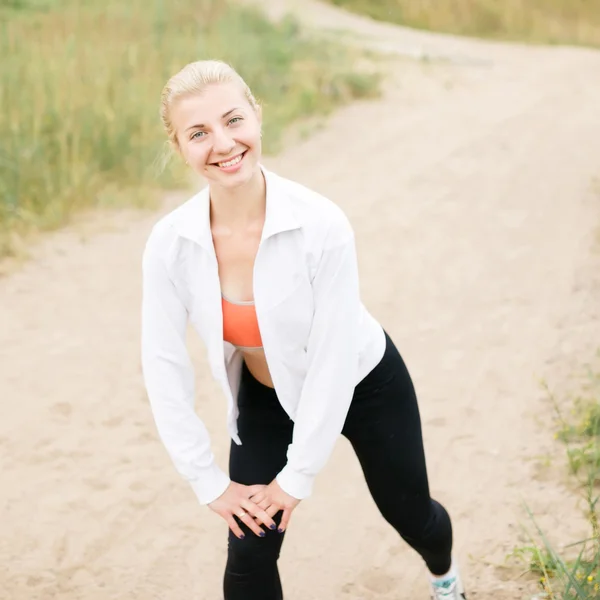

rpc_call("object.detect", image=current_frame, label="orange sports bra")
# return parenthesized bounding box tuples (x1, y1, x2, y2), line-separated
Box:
(221, 294, 263, 350)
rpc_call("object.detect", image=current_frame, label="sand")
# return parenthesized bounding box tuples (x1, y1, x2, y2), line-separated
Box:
(2, 1, 600, 598)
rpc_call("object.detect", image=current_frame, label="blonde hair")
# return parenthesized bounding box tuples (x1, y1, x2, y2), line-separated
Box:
(160, 59, 260, 154)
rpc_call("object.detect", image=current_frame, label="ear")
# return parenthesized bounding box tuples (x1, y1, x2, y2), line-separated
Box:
(255, 103, 263, 125)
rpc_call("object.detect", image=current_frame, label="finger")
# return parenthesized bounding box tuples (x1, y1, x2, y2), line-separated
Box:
(254, 504, 282, 526)
(251, 499, 272, 523)
(226, 515, 246, 540)
(242, 499, 276, 531)
(236, 510, 266, 538)
(256, 498, 270, 511)
(278, 507, 292, 533)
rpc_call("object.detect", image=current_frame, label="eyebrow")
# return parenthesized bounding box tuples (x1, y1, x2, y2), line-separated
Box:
(185, 108, 242, 131)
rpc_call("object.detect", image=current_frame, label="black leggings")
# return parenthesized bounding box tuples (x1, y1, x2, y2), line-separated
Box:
(224, 331, 453, 600)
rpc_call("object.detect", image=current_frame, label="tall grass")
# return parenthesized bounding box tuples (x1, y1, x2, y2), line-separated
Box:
(0, 0, 380, 257)
(512, 363, 600, 599)
(325, 0, 600, 48)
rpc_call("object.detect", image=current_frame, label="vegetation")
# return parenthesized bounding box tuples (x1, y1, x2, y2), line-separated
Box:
(512, 362, 600, 599)
(0, 0, 380, 257)
(325, 0, 600, 48)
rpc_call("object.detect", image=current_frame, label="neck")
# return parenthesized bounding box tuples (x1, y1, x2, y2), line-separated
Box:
(209, 166, 266, 228)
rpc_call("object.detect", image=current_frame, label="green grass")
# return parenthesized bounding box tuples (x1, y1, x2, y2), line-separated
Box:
(0, 0, 381, 258)
(512, 505, 600, 599)
(511, 361, 600, 599)
(324, 0, 600, 48)
(554, 364, 600, 484)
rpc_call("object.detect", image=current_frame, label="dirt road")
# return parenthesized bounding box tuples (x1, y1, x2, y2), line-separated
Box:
(2, 1, 600, 598)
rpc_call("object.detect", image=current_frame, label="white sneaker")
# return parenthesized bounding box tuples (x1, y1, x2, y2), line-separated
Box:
(429, 560, 467, 600)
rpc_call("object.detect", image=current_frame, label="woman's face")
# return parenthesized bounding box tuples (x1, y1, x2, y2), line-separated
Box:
(171, 82, 262, 189)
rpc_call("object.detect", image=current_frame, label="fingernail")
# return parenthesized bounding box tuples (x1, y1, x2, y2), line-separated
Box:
(278, 528, 284, 534)
(259, 531, 266, 538)
(239, 534, 245, 540)
(269, 524, 276, 530)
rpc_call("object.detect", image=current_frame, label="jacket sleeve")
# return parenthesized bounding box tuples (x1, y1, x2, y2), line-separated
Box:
(141, 231, 231, 505)
(275, 213, 360, 499)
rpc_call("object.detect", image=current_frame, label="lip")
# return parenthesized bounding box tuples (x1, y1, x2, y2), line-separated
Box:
(211, 151, 247, 172)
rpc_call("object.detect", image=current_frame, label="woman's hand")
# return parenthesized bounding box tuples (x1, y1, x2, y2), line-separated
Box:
(250, 480, 301, 533)
(208, 482, 278, 539)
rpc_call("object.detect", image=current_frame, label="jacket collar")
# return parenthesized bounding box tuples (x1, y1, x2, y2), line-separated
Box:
(174, 164, 300, 250)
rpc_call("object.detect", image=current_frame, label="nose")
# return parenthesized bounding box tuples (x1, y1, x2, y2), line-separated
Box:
(212, 126, 235, 155)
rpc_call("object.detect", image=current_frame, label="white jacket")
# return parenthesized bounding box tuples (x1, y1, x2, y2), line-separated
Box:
(141, 166, 386, 505)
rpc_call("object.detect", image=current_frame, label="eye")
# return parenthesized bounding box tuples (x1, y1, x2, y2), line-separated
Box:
(190, 130, 205, 140)
(228, 116, 243, 125)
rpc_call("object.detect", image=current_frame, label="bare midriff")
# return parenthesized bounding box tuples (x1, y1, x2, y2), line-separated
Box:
(241, 348, 274, 388)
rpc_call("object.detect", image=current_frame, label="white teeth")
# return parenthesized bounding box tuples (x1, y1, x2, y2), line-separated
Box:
(218, 154, 243, 168)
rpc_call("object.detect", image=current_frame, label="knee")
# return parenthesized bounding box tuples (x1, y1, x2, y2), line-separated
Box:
(227, 531, 282, 573)
(380, 493, 437, 537)
(388, 497, 452, 546)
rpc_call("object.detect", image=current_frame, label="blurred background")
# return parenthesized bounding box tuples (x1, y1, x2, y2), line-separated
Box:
(3, 0, 600, 259)
(0, 0, 381, 258)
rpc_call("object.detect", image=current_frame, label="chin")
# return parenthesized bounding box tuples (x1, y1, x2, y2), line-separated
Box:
(208, 159, 260, 189)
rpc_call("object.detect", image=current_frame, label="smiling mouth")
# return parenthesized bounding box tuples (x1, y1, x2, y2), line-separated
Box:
(213, 151, 246, 168)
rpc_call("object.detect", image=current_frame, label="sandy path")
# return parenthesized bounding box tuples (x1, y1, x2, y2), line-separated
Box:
(2, 2, 600, 598)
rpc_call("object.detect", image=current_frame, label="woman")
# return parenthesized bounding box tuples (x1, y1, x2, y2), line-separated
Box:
(141, 59, 467, 600)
